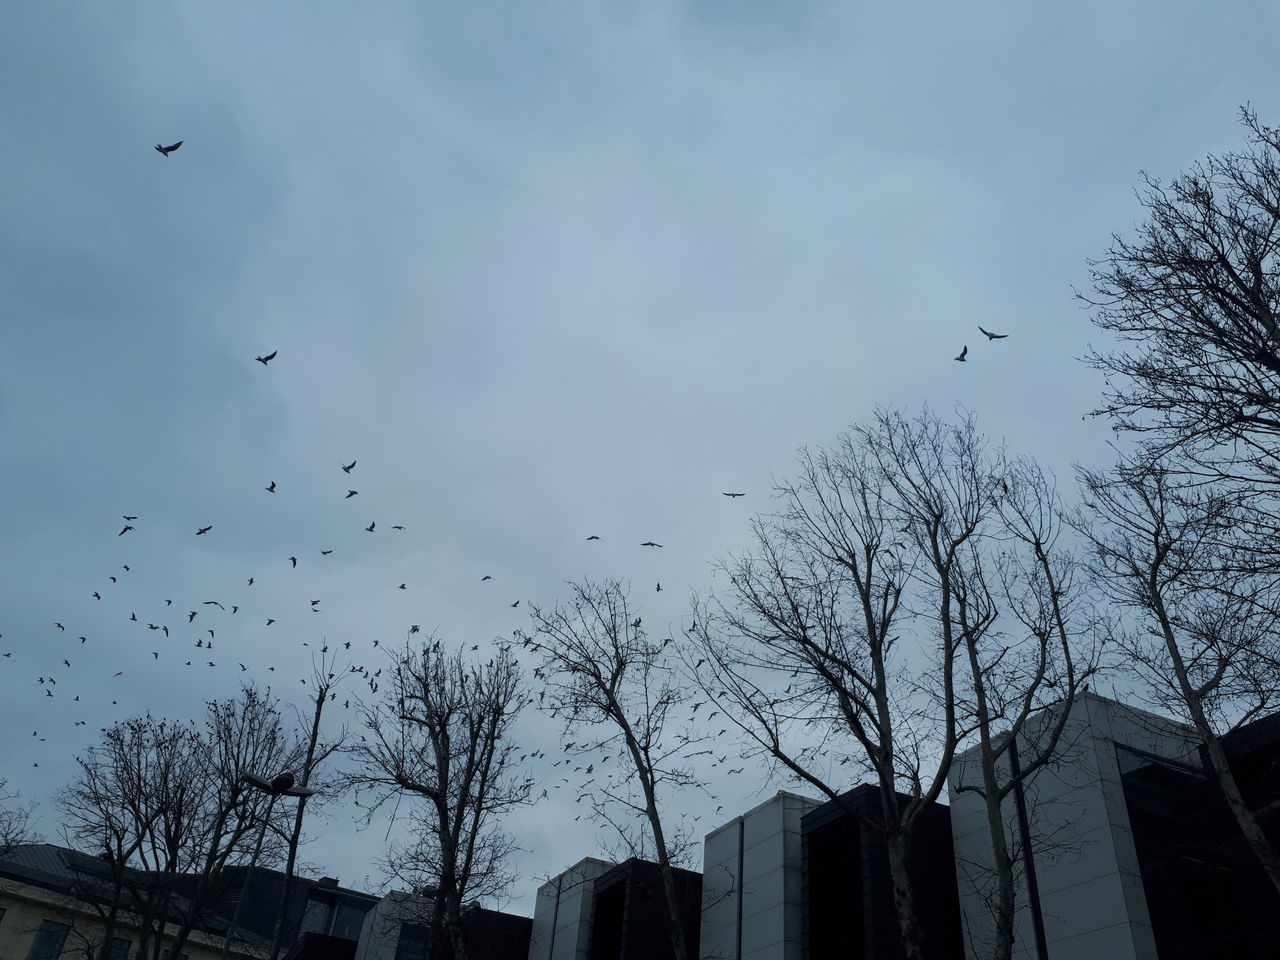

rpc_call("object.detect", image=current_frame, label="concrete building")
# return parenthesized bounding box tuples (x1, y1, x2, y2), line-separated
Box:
(585, 857, 702, 960)
(700, 792, 820, 960)
(801, 786, 961, 960)
(193, 865, 378, 958)
(352, 889, 531, 960)
(0, 843, 265, 960)
(945, 690, 1280, 960)
(528, 858, 614, 960)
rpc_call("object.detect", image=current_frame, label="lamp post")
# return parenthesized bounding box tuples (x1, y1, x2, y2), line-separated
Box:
(219, 771, 317, 960)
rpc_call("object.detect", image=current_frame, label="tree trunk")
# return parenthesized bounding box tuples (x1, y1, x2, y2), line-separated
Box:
(885, 830, 927, 960)
(1200, 722, 1280, 896)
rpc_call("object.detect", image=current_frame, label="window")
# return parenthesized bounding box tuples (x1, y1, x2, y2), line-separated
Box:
(394, 922, 430, 960)
(106, 937, 131, 960)
(26, 920, 70, 960)
(333, 902, 367, 940)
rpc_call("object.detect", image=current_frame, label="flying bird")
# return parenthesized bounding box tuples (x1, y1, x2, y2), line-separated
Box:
(255, 350, 278, 365)
(365, 521, 376, 532)
(196, 525, 213, 535)
(656, 582, 662, 592)
(481, 575, 492, 581)
(640, 541, 663, 548)
(123, 515, 138, 521)
(188, 611, 197, 622)
(289, 556, 298, 568)
(409, 626, 419, 634)
(118, 525, 134, 536)
(586, 535, 601, 541)
(266, 618, 275, 626)
(722, 492, 745, 498)
(978, 326, 1008, 340)
(954, 345, 968, 362)
(398, 583, 406, 590)
(154, 140, 183, 156)
(345, 490, 358, 498)
(510, 601, 520, 608)
(391, 525, 405, 530)
(342, 460, 357, 473)
(320, 549, 333, 555)
(266, 481, 277, 493)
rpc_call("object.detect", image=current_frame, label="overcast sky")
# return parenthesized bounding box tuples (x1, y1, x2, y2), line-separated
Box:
(3, 0, 1278, 916)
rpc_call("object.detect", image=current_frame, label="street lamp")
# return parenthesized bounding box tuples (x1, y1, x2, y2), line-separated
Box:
(219, 770, 317, 960)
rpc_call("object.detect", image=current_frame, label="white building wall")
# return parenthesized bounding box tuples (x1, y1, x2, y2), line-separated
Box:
(526, 857, 614, 960)
(948, 692, 1199, 960)
(700, 791, 820, 960)
(353, 890, 430, 960)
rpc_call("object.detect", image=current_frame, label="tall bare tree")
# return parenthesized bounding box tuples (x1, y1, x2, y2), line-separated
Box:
(346, 641, 531, 960)
(518, 578, 703, 960)
(690, 408, 1095, 960)
(1080, 457, 1280, 895)
(1084, 107, 1280, 503)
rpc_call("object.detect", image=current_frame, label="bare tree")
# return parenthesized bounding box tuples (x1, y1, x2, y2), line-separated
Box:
(346, 641, 531, 960)
(690, 408, 1095, 960)
(60, 687, 301, 960)
(1080, 457, 1280, 895)
(1084, 107, 1280, 503)
(518, 578, 703, 960)
(0, 777, 39, 856)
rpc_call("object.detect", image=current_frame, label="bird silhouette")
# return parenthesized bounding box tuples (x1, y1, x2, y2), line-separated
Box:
(586, 535, 601, 541)
(342, 460, 357, 473)
(123, 515, 137, 521)
(266, 481, 277, 493)
(320, 549, 333, 555)
(640, 541, 663, 548)
(510, 601, 520, 608)
(954, 345, 968, 362)
(722, 492, 745, 498)
(188, 611, 197, 622)
(978, 326, 1008, 340)
(118, 525, 134, 536)
(398, 584, 406, 590)
(154, 140, 183, 156)
(255, 351, 278, 365)
(409, 625, 420, 634)
(481, 575, 492, 581)
(656, 582, 662, 592)
(266, 618, 275, 626)
(196, 525, 213, 535)
(365, 521, 376, 532)
(391, 525, 405, 530)
(289, 556, 298, 568)
(345, 490, 358, 499)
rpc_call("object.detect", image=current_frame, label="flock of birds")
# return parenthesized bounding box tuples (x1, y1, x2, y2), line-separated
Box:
(10, 138, 1012, 849)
